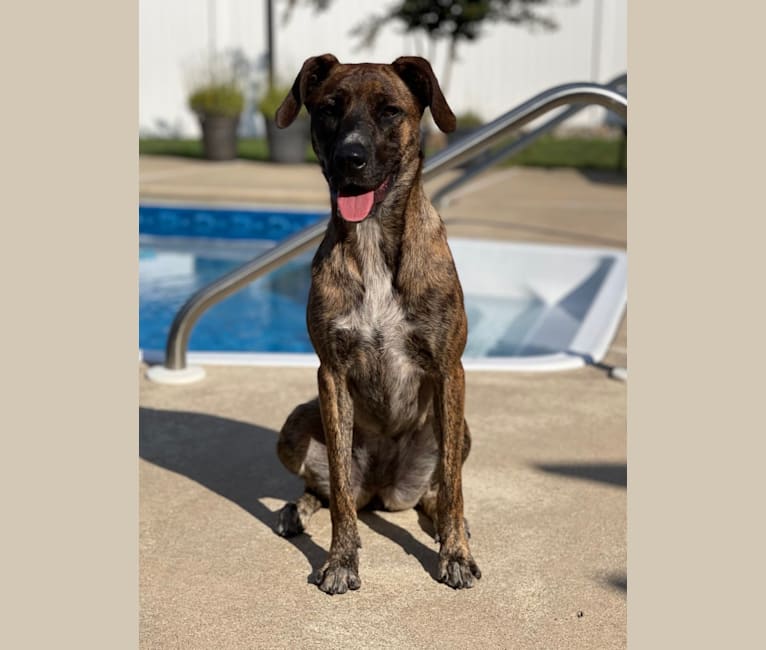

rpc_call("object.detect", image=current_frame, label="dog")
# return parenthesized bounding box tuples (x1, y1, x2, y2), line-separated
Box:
(274, 54, 480, 595)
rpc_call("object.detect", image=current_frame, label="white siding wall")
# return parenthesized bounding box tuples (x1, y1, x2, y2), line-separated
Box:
(140, 0, 268, 137)
(140, 0, 626, 138)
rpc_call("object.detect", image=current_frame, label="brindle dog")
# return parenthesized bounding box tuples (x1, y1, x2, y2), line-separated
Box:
(274, 54, 481, 595)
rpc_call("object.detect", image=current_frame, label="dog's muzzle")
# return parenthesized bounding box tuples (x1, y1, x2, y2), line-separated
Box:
(334, 141, 369, 173)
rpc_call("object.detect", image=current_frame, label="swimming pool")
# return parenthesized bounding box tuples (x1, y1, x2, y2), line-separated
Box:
(139, 203, 626, 371)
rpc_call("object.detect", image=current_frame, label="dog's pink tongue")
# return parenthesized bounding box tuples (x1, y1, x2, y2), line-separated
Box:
(337, 190, 375, 222)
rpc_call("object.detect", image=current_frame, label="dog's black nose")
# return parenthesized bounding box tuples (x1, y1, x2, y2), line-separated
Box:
(335, 142, 369, 172)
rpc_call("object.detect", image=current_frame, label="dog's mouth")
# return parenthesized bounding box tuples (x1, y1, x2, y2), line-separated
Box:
(335, 177, 391, 223)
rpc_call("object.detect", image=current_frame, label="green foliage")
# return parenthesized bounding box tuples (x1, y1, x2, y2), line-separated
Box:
(186, 50, 250, 118)
(139, 138, 315, 163)
(500, 133, 626, 171)
(139, 132, 625, 171)
(140, 138, 206, 158)
(356, 0, 565, 49)
(188, 84, 244, 118)
(456, 111, 484, 129)
(396, 0, 558, 40)
(258, 85, 294, 119)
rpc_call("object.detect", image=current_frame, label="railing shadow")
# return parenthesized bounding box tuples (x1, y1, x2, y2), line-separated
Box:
(564, 350, 626, 380)
(139, 407, 327, 575)
(577, 168, 627, 186)
(139, 407, 442, 582)
(358, 511, 439, 580)
(534, 462, 627, 488)
(606, 572, 627, 592)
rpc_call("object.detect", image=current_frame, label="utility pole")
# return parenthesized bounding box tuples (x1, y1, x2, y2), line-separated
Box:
(591, 0, 603, 82)
(208, 0, 217, 54)
(266, 0, 275, 88)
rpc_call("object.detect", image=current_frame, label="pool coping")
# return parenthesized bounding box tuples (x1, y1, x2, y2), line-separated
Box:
(140, 349, 608, 372)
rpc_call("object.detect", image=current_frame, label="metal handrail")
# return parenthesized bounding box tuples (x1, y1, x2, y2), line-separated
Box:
(421, 82, 626, 182)
(431, 74, 626, 207)
(160, 81, 628, 371)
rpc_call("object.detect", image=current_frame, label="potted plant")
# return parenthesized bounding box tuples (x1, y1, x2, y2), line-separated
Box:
(188, 82, 244, 161)
(259, 84, 310, 164)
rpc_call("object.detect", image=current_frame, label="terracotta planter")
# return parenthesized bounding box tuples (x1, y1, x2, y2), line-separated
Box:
(199, 114, 240, 161)
(265, 117, 310, 164)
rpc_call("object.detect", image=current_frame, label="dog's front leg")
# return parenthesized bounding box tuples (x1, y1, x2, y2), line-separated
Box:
(434, 363, 482, 589)
(314, 364, 362, 594)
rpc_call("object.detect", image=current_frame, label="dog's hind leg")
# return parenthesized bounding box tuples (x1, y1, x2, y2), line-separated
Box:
(276, 398, 330, 536)
(276, 398, 370, 537)
(277, 490, 322, 537)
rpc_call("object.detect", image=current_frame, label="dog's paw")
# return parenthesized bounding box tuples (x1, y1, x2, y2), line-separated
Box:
(313, 560, 361, 595)
(276, 502, 304, 537)
(438, 550, 482, 590)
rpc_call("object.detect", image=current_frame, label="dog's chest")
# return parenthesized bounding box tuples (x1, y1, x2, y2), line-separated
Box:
(332, 221, 423, 426)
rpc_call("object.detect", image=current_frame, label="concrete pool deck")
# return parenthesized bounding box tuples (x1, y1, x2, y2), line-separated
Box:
(139, 156, 627, 648)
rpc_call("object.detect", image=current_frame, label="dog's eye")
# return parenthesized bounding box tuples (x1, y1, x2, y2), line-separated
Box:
(318, 103, 338, 118)
(382, 105, 402, 118)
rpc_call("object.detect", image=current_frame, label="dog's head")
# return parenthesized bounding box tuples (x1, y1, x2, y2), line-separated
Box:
(275, 54, 455, 223)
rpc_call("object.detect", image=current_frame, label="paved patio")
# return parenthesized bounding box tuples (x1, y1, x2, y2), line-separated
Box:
(139, 156, 626, 648)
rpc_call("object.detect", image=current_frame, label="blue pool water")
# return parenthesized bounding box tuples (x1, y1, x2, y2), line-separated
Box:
(138, 203, 533, 356)
(139, 204, 326, 353)
(139, 203, 624, 365)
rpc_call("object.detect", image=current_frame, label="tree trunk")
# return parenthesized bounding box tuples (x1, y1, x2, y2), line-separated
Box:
(441, 37, 458, 97)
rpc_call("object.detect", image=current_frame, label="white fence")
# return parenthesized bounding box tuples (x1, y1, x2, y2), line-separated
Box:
(140, 0, 626, 138)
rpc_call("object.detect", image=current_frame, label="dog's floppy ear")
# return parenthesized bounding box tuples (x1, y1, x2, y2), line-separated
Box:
(391, 56, 456, 133)
(275, 54, 339, 128)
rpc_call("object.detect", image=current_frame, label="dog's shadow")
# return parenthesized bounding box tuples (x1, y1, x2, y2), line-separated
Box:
(139, 407, 440, 580)
(359, 509, 440, 580)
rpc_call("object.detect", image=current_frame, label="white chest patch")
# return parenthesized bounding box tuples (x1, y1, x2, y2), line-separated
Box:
(334, 221, 406, 337)
(333, 220, 422, 421)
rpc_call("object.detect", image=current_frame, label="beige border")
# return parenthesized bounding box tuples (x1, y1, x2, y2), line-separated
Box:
(8, 1, 763, 647)
(5, 2, 137, 648)
(630, 3, 763, 647)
